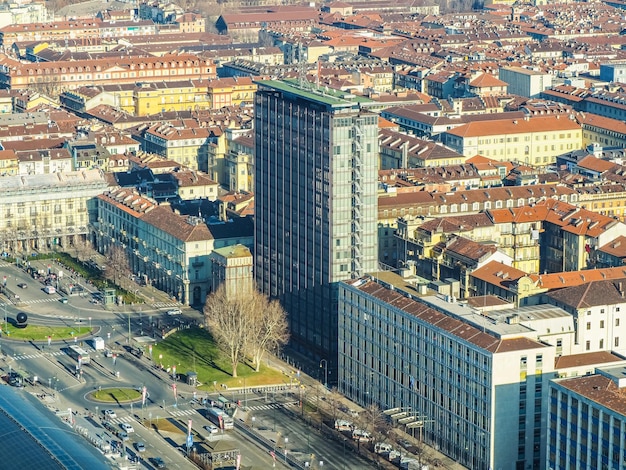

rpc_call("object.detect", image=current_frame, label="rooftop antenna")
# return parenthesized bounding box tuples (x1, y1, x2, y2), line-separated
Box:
(297, 42, 308, 89)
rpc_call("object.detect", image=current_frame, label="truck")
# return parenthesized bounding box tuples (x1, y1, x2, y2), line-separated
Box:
(91, 337, 105, 350)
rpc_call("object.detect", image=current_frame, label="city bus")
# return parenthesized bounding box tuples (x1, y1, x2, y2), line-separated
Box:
(67, 345, 91, 365)
(207, 407, 234, 430)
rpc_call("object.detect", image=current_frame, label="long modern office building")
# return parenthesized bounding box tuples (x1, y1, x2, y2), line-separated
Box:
(254, 79, 379, 375)
(338, 273, 626, 470)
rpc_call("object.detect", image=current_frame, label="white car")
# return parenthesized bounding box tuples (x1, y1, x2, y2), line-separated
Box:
(103, 409, 117, 419)
(120, 422, 135, 433)
(166, 308, 182, 316)
(204, 424, 219, 434)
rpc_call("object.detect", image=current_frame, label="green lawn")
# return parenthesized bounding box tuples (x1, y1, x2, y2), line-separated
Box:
(2, 324, 85, 341)
(150, 327, 285, 391)
(90, 387, 141, 403)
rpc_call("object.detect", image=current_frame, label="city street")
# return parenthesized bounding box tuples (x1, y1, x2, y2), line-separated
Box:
(0, 258, 379, 469)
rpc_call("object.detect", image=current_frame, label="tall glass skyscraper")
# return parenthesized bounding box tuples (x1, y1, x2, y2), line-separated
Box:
(254, 79, 379, 377)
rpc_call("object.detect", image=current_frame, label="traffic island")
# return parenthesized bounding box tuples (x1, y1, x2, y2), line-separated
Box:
(87, 387, 141, 404)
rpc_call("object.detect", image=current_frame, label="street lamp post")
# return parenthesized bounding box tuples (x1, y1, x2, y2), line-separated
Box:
(319, 359, 328, 388)
(284, 437, 288, 464)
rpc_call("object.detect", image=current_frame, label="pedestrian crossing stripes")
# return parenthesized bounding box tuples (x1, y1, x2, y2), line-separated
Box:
(19, 297, 66, 305)
(170, 408, 198, 417)
(106, 416, 137, 425)
(152, 302, 182, 309)
(13, 351, 64, 360)
(246, 401, 299, 412)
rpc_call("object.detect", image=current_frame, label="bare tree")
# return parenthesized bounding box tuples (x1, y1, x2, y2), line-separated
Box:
(105, 244, 131, 288)
(355, 404, 393, 444)
(325, 387, 343, 424)
(247, 295, 289, 372)
(73, 235, 92, 262)
(204, 285, 252, 377)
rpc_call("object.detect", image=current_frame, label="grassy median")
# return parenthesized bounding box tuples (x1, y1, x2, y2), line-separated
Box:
(2, 324, 84, 341)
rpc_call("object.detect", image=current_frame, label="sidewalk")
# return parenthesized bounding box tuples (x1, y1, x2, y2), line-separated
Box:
(263, 354, 466, 470)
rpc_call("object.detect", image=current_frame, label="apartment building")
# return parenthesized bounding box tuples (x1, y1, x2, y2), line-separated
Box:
(0, 53, 217, 90)
(133, 81, 212, 116)
(206, 77, 257, 109)
(441, 115, 582, 166)
(16, 149, 73, 175)
(596, 236, 626, 269)
(540, 198, 625, 273)
(143, 122, 216, 170)
(0, 149, 17, 176)
(470, 262, 626, 307)
(547, 278, 626, 355)
(0, 169, 108, 253)
(95, 188, 254, 305)
(499, 66, 553, 98)
(579, 113, 626, 149)
(0, 20, 102, 47)
(172, 170, 219, 201)
(224, 128, 254, 193)
(255, 79, 379, 377)
(378, 128, 465, 169)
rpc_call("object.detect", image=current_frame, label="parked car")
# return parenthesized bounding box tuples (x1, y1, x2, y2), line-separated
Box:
(103, 409, 117, 419)
(116, 431, 129, 441)
(134, 442, 146, 453)
(120, 422, 134, 433)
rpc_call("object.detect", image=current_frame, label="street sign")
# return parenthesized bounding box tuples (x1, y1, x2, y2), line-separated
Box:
(186, 434, 193, 449)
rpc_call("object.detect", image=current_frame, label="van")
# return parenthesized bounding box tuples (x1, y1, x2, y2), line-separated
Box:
(352, 429, 371, 442)
(334, 419, 353, 432)
(92, 337, 105, 350)
(43, 285, 56, 294)
(374, 442, 393, 454)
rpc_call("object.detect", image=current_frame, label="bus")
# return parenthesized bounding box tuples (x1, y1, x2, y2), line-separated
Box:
(207, 407, 234, 430)
(67, 345, 91, 365)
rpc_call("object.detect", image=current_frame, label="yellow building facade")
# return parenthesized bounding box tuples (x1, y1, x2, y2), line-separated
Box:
(133, 81, 211, 116)
(443, 115, 582, 166)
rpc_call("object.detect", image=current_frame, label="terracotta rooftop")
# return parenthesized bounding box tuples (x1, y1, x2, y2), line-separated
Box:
(597, 236, 626, 260)
(555, 352, 624, 371)
(555, 373, 626, 416)
(470, 261, 527, 290)
(346, 278, 545, 354)
(445, 115, 580, 138)
(547, 278, 626, 309)
(532, 266, 626, 290)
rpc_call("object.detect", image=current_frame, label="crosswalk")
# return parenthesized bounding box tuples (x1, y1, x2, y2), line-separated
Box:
(20, 297, 67, 305)
(246, 401, 299, 412)
(170, 408, 198, 417)
(13, 351, 64, 360)
(152, 302, 182, 309)
(106, 415, 137, 425)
